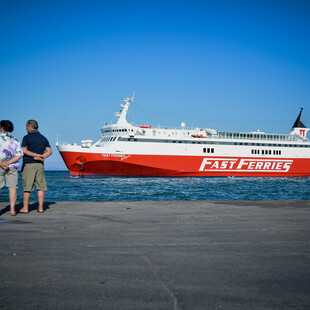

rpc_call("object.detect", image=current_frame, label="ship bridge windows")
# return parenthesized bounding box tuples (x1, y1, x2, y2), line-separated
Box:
(110, 128, 128, 133)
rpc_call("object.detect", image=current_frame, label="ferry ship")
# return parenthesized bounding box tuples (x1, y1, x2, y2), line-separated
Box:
(57, 95, 310, 177)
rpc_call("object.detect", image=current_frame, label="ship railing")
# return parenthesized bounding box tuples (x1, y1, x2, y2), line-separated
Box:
(57, 141, 80, 146)
(216, 131, 306, 142)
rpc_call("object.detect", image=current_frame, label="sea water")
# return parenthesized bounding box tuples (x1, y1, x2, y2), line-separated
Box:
(0, 171, 309, 202)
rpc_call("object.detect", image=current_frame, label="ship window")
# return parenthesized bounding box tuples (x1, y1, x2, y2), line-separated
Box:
(211, 148, 214, 153)
(203, 148, 206, 153)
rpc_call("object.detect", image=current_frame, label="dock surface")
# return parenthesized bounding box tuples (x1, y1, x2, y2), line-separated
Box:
(0, 200, 310, 309)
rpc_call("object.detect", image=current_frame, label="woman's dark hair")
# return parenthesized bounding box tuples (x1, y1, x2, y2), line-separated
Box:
(0, 120, 14, 132)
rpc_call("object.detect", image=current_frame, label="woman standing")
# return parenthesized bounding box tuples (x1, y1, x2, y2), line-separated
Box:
(0, 120, 23, 216)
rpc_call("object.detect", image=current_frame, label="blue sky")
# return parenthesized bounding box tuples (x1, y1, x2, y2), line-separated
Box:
(0, 0, 309, 170)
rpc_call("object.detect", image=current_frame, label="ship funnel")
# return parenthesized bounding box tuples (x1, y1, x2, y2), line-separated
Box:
(290, 108, 309, 138)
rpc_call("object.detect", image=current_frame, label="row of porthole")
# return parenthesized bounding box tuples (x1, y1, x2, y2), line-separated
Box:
(203, 148, 215, 153)
(251, 149, 282, 155)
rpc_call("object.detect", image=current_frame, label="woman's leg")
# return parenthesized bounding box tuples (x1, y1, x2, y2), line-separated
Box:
(8, 187, 17, 215)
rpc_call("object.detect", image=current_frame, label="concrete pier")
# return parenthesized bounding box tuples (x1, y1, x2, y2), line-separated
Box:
(0, 200, 309, 309)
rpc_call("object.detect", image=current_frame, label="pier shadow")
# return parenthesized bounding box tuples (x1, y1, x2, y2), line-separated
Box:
(0, 202, 56, 216)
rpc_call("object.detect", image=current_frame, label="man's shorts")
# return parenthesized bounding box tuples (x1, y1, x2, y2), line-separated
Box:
(0, 167, 19, 189)
(22, 163, 47, 192)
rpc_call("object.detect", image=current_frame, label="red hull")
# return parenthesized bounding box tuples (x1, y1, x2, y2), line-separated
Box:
(59, 151, 310, 177)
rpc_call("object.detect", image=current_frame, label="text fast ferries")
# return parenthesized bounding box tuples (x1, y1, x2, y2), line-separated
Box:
(199, 158, 293, 175)
(57, 96, 310, 177)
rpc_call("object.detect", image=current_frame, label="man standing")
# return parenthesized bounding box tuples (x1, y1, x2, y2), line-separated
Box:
(0, 120, 23, 216)
(19, 120, 52, 213)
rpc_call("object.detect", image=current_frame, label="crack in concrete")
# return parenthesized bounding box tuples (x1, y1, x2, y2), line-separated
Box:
(113, 231, 179, 309)
(143, 255, 179, 310)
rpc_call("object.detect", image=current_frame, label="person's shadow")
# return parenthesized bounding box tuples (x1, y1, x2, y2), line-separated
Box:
(0, 202, 56, 216)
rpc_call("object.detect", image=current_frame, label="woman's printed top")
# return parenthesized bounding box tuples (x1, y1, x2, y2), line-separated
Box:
(0, 132, 23, 169)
